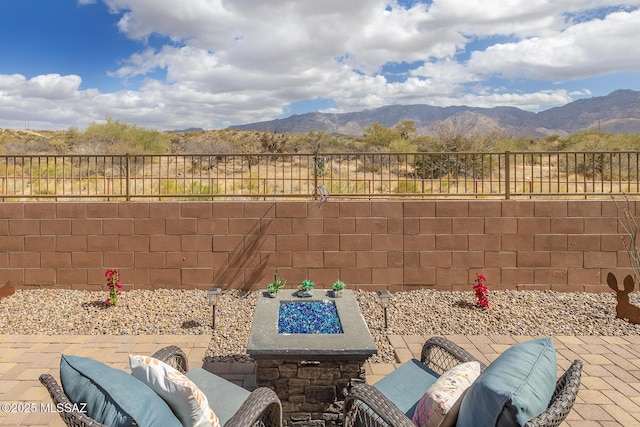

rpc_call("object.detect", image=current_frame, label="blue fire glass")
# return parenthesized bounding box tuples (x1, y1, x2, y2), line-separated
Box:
(278, 300, 343, 334)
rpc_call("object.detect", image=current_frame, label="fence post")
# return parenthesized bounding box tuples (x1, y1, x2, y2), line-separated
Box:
(125, 153, 131, 202)
(505, 151, 511, 200)
(312, 147, 319, 200)
(262, 178, 266, 201)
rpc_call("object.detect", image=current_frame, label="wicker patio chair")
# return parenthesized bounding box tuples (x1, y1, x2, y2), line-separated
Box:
(40, 345, 282, 427)
(344, 336, 582, 427)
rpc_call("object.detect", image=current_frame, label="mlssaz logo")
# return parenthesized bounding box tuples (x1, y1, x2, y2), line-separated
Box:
(43, 403, 88, 413)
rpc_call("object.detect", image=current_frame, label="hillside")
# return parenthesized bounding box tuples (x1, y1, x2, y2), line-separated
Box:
(228, 89, 640, 137)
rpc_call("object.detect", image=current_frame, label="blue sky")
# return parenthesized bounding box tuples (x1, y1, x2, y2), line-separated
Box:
(1, 0, 639, 130)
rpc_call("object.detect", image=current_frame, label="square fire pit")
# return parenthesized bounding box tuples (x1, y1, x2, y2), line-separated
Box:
(247, 289, 377, 426)
(278, 300, 343, 334)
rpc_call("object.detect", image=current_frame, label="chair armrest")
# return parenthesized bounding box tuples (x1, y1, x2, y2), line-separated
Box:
(420, 336, 487, 375)
(151, 345, 189, 373)
(344, 384, 415, 427)
(39, 374, 107, 427)
(224, 387, 283, 427)
(524, 359, 582, 427)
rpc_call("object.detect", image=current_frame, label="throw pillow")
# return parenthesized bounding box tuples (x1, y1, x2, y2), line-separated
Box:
(411, 361, 481, 427)
(129, 355, 220, 427)
(60, 354, 181, 427)
(373, 358, 440, 419)
(456, 337, 557, 427)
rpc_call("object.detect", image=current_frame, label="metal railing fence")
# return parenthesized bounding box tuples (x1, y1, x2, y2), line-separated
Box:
(1, 151, 640, 201)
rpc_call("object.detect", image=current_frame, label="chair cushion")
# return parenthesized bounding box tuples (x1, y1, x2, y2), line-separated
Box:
(412, 361, 481, 427)
(59, 354, 181, 427)
(129, 355, 221, 427)
(186, 367, 252, 426)
(457, 337, 557, 427)
(373, 359, 440, 419)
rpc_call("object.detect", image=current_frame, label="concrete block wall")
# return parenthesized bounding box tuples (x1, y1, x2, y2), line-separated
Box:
(0, 200, 631, 292)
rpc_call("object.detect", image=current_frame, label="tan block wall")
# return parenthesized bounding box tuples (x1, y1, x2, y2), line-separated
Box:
(0, 200, 631, 292)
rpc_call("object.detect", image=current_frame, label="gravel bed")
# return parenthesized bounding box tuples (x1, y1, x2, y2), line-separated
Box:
(1, 289, 639, 363)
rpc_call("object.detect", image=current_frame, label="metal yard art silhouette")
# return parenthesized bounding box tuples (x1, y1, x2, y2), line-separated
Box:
(607, 273, 640, 324)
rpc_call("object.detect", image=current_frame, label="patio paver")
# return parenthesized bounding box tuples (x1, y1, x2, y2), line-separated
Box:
(0, 334, 636, 426)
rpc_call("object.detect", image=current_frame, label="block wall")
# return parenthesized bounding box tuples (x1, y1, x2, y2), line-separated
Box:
(0, 200, 631, 292)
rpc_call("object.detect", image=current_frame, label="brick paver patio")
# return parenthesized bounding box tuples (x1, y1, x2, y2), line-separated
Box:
(1, 334, 638, 426)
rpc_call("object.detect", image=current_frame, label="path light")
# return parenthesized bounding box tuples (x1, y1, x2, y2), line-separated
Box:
(206, 288, 222, 330)
(377, 290, 392, 329)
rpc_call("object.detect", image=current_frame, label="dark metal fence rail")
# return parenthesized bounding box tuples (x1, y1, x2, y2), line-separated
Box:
(1, 151, 639, 201)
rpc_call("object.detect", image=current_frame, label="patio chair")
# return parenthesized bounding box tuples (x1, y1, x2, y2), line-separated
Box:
(344, 336, 582, 427)
(39, 345, 282, 427)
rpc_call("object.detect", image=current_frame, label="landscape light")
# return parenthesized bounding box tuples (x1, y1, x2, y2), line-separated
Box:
(206, 288, 222, 330)
(377, 290, 392, 329)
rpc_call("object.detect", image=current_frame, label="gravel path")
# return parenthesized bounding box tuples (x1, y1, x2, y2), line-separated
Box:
(1, 289, 638, 363)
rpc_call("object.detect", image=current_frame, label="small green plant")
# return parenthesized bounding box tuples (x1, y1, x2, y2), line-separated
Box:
(332, 280, 345, 292)
(267, 273, 286, 294)
(298, 279, 315, 292)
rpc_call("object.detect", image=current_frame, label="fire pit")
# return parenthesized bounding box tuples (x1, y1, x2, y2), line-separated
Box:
(278, 300, 343, 334)
(247, 289, 377, 426)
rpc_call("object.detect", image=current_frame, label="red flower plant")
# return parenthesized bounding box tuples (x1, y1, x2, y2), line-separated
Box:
(473, 274, 489, 309)
(105, 269, 122, 306)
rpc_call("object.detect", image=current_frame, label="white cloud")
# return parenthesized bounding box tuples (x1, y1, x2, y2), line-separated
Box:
(0, 74, 98, 128)
(0, 74, 83, 100)
(456, 89, 583, 111)
(468, 9, 640, 80)
(2, 0, 640, 130)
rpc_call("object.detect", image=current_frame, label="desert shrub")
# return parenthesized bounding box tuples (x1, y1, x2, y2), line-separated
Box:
(187, 155, 228, 173)
(389, 138, 417, 153)
(260, 131, 289, 153)
(1, 135, 57, 155)
(312, 131, 349, 152)
(185, 182, 215, 200)
(361, 120, 417, 150)
(394, 120, 417, 140)
(492, 135, 533, 152)
(394, 181, 421, 194)
(572, 153, 607, 179)
(609, 133, 640, 150)
(413, 152, 490, 179)
(326, 180, 367, 195)
(81, 117, 170, 154)
(240, 179, 261, 194)
(356, 154, 391, 174)
(179, 136, 238, 154)
(240, 143, 260, 172)
(158, 179, 183, 195)
(555, 130, 633, 151)
(363, 122, 399, 148)
(30, 179, 55, 195)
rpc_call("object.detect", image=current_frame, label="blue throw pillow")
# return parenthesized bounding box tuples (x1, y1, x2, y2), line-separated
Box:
(373, 359, 440, 418)
(456, 337, 557, 427)
(60, 354, 181, 427)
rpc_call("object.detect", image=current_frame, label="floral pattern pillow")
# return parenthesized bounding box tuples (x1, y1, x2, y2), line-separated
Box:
(412, 361, 481, 427)
(129, 355, 220, 427)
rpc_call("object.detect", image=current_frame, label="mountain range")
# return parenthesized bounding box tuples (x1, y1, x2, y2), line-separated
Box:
(228, 89, 640, 137)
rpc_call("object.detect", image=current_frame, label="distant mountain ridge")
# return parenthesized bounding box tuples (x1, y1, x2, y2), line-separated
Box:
(228, 89, 640, 137)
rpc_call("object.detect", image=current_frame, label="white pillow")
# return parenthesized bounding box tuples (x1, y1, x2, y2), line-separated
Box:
(411, 361, 481, 427)
(129, 355, 220, 427)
